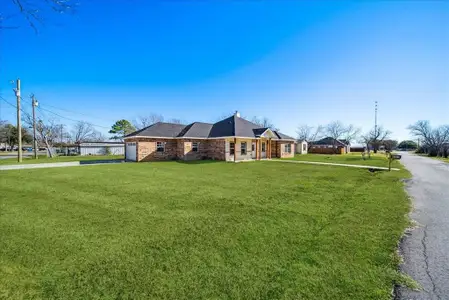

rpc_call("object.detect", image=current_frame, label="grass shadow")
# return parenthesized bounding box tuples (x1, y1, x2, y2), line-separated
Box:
(175, 159, 222, 165)
(80, 159, 124, 165)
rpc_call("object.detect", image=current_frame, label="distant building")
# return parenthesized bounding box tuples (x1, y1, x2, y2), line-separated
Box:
(78, 142, 124, 156)
(309, 137, 350, 154)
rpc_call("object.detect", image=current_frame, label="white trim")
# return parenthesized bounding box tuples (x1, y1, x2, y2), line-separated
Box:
(259, 129, 277, 138)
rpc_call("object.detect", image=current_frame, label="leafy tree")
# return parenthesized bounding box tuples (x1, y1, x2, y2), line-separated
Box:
(398, 140, 418, 150)
(0, 123, 32, 148)
(109, 120, 135, 141)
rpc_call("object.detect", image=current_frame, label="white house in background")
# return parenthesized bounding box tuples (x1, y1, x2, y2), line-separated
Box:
(78, 142, 124, 156)
(296, 140, 308, 154)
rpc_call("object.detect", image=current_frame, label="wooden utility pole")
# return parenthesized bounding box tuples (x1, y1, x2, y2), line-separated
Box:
(32, 95, 38, 159)
(14, 79, 22, 162)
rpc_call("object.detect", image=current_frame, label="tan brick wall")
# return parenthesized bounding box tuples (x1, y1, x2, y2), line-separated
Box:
(126, 138, 177, 161)
(277, 141, 295, 158)
(180, 139, 208, 161)
(208, 139, 226, 160)
(126, 137, 227, 161)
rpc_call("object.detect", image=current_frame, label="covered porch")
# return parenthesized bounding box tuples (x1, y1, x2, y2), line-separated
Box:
(224, 129, 294, 162)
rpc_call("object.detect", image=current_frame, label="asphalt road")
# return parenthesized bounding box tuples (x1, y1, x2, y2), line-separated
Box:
(396, 152, 449, 300)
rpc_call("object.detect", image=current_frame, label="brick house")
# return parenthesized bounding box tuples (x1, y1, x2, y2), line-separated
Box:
(309, 137, 351, 154)
(124, 112, 296, 162)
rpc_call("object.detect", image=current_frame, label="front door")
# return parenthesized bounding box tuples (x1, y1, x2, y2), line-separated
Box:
(261, 141, 266, 158)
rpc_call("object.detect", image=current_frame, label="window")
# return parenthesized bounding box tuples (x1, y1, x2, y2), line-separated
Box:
(262, 142, 266, 152)
(230, 142, 235, 155)
(252, 143, 255, 152)
(241, 142, 247, 155)
(303, 143, 306, 151)
(156, 142, 164, 152)
(285, 144, 292, 153)
(192, 142, 199, 152)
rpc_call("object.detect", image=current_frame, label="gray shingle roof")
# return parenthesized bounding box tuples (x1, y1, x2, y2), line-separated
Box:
(313, 137, 346, 146)
(273, 131, 295, 140)
(125, 116, 295, 140)
(177, 122, 213, 138)
(126, 122, 186, 138)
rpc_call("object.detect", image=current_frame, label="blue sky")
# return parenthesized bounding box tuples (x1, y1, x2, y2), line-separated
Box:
(0, 0, 448, 141)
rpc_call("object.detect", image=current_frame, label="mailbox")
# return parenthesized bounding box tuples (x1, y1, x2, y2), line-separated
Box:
(392, 154, 402, 160)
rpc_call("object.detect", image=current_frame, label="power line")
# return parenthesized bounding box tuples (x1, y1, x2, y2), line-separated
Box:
(1, 95, 110, 130)
(37, 106, 110, 129)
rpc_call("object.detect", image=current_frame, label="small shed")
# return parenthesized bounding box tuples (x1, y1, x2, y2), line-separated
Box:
(78, 142, 124, 156)
(296, 140, 308, 154)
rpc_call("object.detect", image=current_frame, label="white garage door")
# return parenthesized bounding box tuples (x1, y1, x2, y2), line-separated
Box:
(126, 142, 137, 161)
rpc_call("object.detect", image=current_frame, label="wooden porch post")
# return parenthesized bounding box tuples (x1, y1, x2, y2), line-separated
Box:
(269, 139, 272, 159)
(255, 139, 258, 160)
(234, 138, 237, 162)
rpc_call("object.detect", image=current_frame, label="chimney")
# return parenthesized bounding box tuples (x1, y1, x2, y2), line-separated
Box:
(234, 111, 240, 118)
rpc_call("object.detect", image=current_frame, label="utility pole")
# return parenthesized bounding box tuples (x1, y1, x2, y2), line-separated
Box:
(374, 101, 378, 136)
(14, 79, 22, 162)
(31, 94, 39, 159)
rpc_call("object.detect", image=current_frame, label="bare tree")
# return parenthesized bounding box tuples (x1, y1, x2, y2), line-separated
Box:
(71, 121, 98, 144)
(169, 118, 183, 125)
(133, 114, 164, 130)
(2, 0, 77, 32)
(360, 126, 392, 154)
(23, 113, 62, 157)
(90, 131, 107, 142)
(296, 124, 324, 150)
(251, 116, 279, 131)
(408, 121, 449, 157)
(325, 121, 360, 153)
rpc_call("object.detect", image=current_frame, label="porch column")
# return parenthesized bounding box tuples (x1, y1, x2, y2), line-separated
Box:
(234, 138, 237, 162)
(270, 139, 272, 159)
(255, 139, 259, 160)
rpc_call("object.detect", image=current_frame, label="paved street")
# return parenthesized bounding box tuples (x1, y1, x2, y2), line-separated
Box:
(396, 152, 449, 300)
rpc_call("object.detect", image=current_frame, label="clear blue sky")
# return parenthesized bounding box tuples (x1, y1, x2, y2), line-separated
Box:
(1, 0, 448, 141)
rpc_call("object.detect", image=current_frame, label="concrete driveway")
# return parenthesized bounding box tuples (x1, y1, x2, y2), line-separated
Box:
(396, 152, 449, 299)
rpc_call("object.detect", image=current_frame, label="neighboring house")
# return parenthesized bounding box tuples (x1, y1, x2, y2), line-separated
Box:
(309, 137, 350, 154)
(338, 139, 351, 154)
(78, 142, 124, 156)
(296, 140, 308, 154)
(350, 145, 366, 152)
(124, 112, 296, 162)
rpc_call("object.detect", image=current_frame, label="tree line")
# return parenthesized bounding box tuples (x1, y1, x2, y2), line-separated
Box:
(408, 121, 449, 158)
(296, 121, 398, 154)
(0, 118, 106, 156)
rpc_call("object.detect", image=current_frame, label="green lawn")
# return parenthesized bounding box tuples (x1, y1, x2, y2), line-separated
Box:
(0, 155, 124, 165)
(285, 153, 402, 169)
(0, 161, 411, 299)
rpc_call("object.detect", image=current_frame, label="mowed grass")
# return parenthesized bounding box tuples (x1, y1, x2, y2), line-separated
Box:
(0, 161, 410, 299)
(0, 155, 124, 165)
(285, 153, 402, 168)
